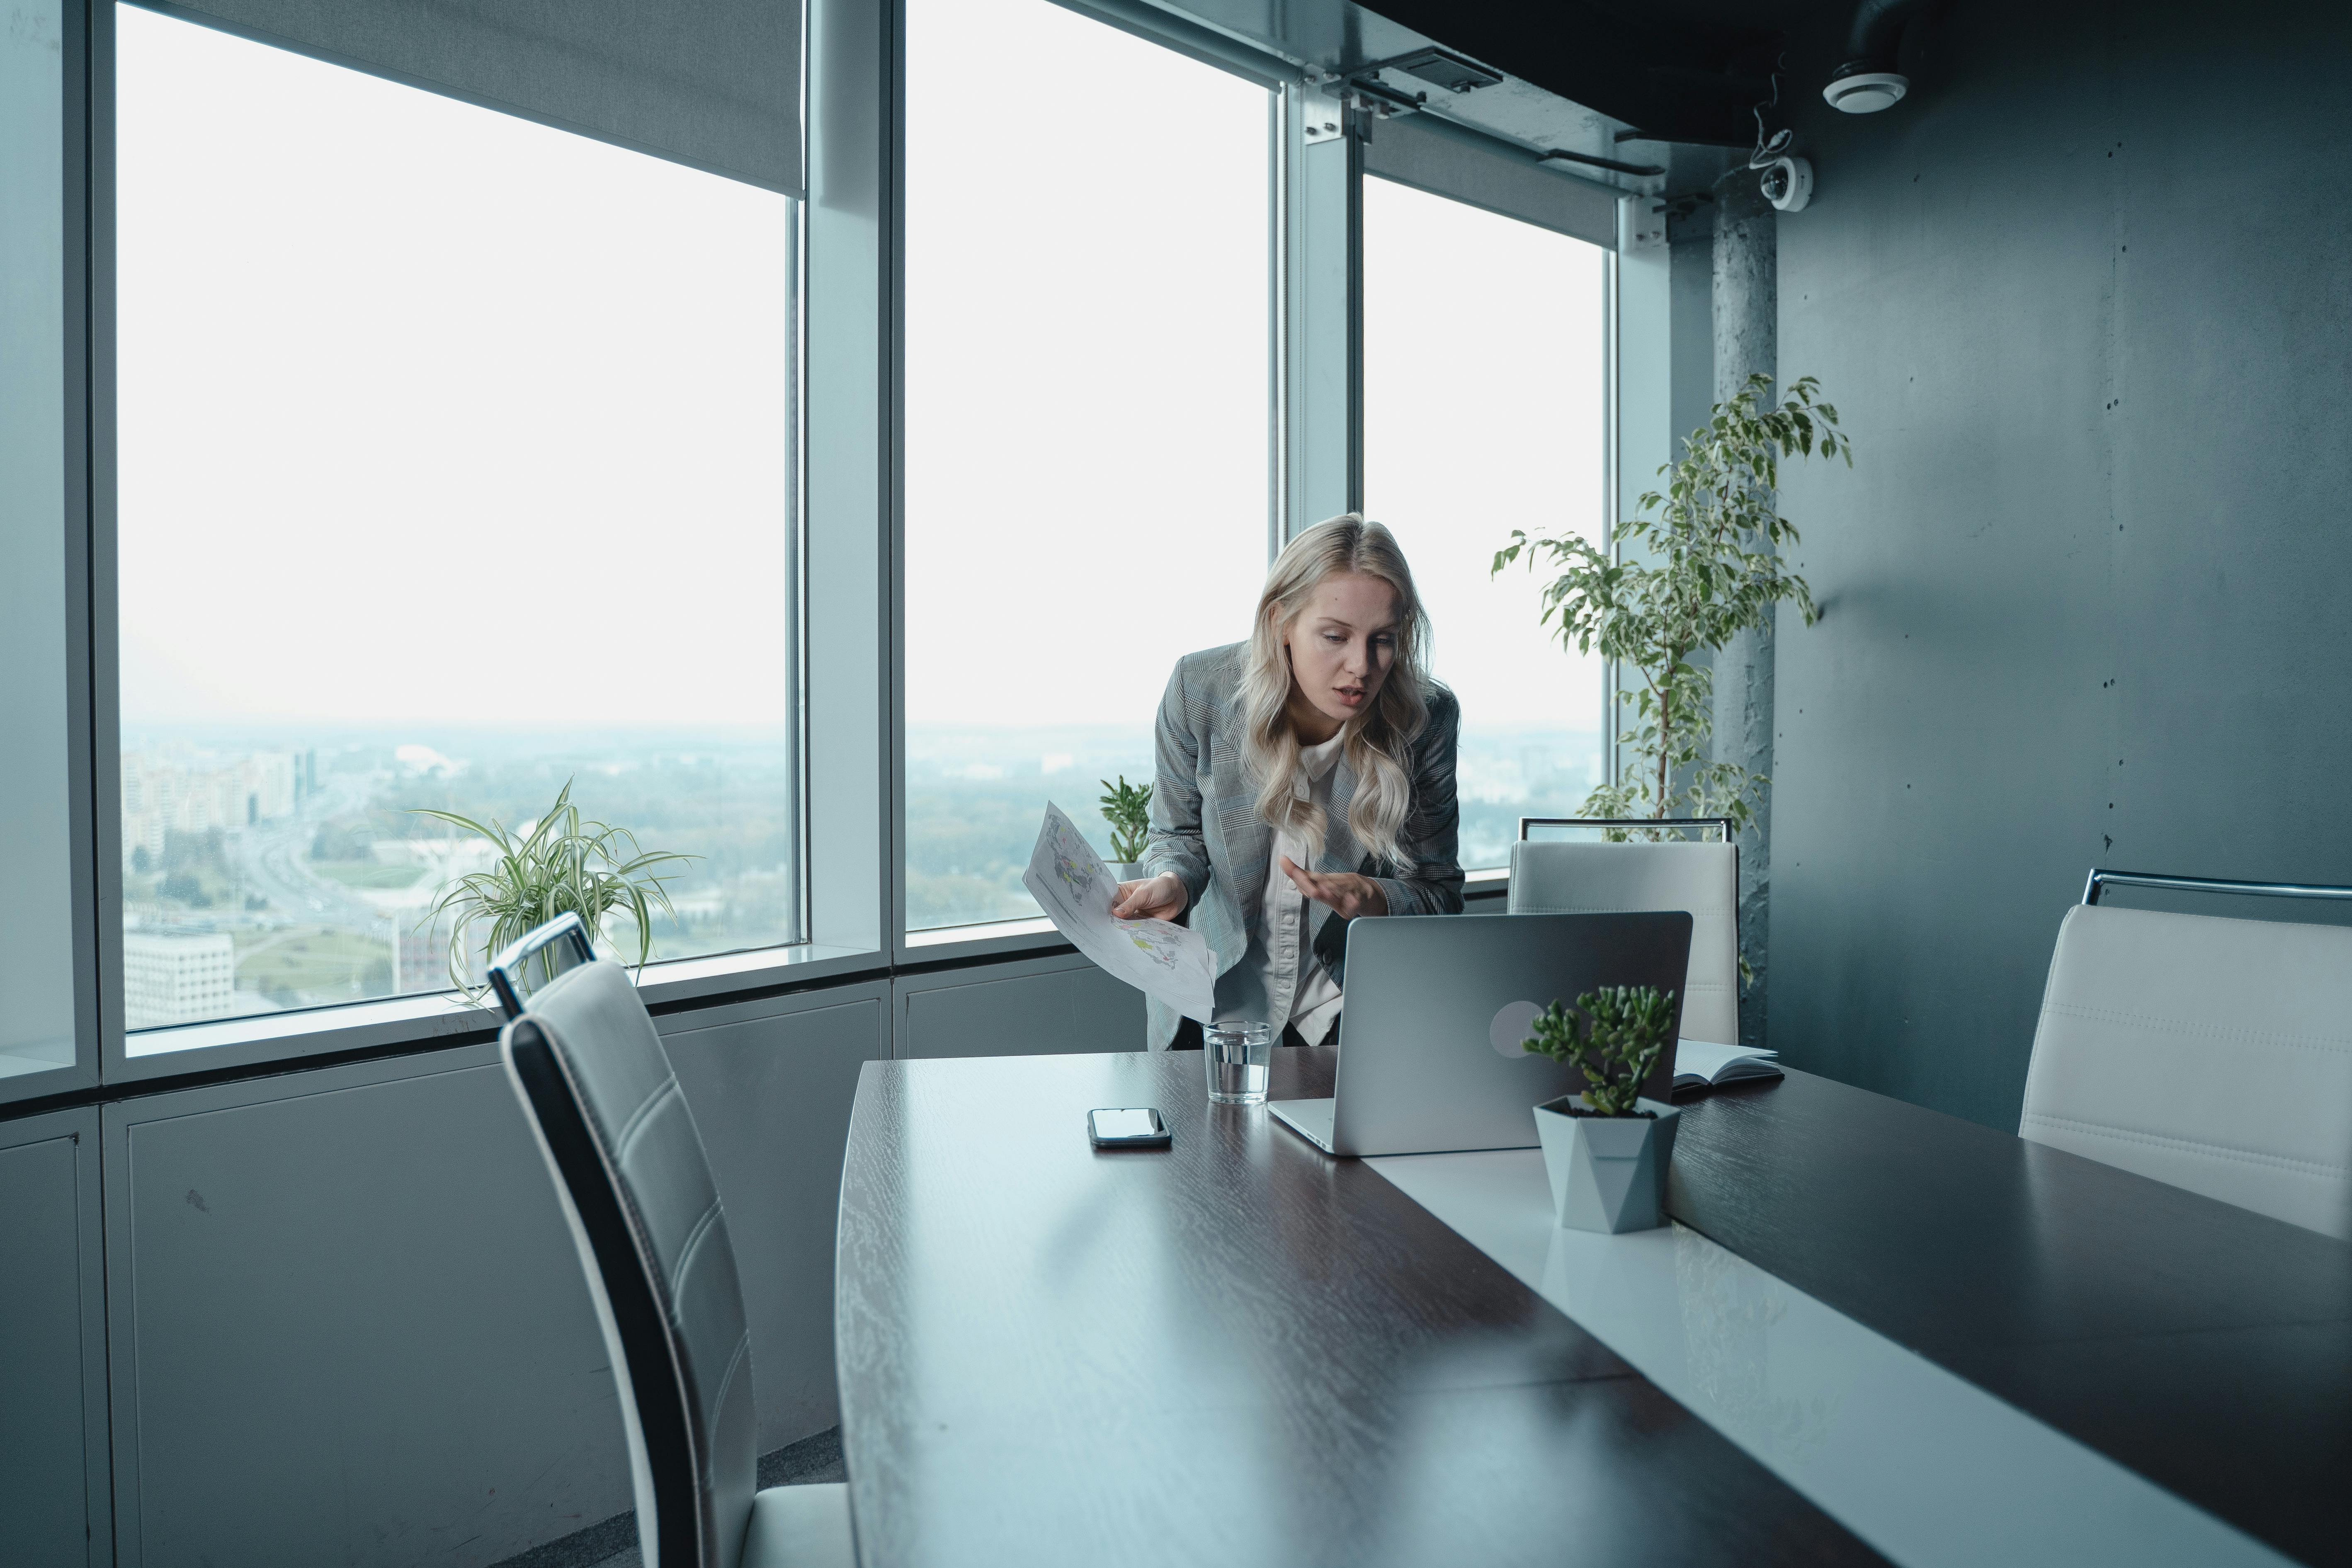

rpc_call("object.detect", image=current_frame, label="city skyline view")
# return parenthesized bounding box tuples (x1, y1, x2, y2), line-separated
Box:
(122, 712, 1605, 1034)
(113, 6, 803, 1037)
(118, 723, 800, 1035)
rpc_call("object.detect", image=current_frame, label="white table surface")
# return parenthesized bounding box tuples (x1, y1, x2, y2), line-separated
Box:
(1367, 1147, 2289, 1568)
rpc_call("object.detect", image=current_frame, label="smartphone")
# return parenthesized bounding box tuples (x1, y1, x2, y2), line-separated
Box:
(1087, 1107, 1170, 1149)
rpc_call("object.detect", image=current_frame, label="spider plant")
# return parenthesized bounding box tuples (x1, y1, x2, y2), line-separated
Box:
(412, 778, 697, 998)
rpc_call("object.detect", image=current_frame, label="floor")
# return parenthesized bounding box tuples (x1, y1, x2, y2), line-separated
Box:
(488, 1427, 847, 1568)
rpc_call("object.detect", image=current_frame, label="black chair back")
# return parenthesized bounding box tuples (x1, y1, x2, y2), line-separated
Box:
(498, 945, 757, 1568)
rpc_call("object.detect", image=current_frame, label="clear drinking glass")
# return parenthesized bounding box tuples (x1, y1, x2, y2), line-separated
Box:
(1205, 1022, 1274, 1105)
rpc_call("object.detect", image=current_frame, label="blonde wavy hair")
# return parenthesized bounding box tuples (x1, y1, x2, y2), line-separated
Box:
(1239, 515, 1432, 867)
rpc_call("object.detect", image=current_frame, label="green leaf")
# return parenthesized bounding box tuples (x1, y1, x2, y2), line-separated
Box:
(408, 777, 700, 1000)
(1500, 374, 1850, 829)
(1518, 987, 1677, 1115)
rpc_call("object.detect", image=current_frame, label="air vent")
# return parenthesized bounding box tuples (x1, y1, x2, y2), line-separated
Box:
(1823, 69, 1908, 113)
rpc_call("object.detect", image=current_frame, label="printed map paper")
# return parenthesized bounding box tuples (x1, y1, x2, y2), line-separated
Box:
(1023, 802, 1216, 1023)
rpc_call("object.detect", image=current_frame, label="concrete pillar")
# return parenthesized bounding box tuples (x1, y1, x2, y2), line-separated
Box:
(1710, 169, 1776, 1051)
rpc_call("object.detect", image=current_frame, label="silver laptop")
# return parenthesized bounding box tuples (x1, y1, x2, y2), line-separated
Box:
(1269, 911, 1694, 1158)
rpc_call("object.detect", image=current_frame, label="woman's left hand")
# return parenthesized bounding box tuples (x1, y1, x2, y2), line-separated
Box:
(1279, 856, 1388, 920)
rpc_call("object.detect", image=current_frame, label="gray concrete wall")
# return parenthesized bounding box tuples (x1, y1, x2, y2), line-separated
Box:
(1666, 205, 1714, 454)
(1769, 0, 2352, 1128)
(1710, 172, 1779, 1052)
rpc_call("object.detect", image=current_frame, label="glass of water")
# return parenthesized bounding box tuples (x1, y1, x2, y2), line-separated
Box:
(1205, 1022, 1274, 1105)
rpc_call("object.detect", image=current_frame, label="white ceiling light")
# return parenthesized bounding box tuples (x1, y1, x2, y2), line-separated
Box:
(1823, 70, 1908, 113)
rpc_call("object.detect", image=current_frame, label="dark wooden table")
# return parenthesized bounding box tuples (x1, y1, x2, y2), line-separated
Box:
(835, 1049, 1882, 1568)
(1668, 1069, 2352, 1568)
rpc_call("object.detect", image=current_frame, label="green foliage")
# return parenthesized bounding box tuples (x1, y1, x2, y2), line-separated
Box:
(163, 827, 227, 873)
(235, 925, 390, 1007)
(311, 821, 375, 862)
(413, 777, 698, 999)
(1098, 775, 1153, 863)
(312, 861, 427, 891)
(158, 871, 211, 908)
(1494, 372, 1851, 836)
(1521, 985, 1678, 1117)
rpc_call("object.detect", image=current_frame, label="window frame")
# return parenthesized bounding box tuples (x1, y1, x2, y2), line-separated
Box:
(88, 0, 834, 1083)
(0, 0, 102, 1110)
(884, 0, 1301, 963)
(1356, 146, 1624, 872)
(24, 0, 1653, 1094)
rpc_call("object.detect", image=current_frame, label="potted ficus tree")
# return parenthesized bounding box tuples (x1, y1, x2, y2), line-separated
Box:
(1494, 372, 1850, 840)
(1522, 985, 1680, 1233)
(413, 778, 697, 1000)
(1099, 774, 1153, 881)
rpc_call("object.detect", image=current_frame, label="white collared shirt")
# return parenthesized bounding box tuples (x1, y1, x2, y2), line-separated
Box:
(1243, 731, 1346, 1042)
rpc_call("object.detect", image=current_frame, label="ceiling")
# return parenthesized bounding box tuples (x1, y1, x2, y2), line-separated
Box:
(1156, 0, 1866, 195)
(1358, 0, 1847, 149)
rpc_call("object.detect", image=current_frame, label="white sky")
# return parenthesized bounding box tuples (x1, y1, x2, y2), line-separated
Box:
(905, 0, 1606, 734)
(118, 1, 1606, 740)
(1363, 176, 1608, 733)
(902, 0, 1269, 728)
(116, 7, 794, 728)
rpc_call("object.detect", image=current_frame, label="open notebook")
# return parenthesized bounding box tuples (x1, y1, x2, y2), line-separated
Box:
(1672, 1038, 1783, 1093)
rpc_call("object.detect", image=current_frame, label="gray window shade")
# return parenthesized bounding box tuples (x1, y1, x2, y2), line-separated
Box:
(140, 0, 803, 196)
(1363, 114, 1616, 250)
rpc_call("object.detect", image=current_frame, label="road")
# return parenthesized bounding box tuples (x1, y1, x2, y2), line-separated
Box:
(230, 772, 386, 933)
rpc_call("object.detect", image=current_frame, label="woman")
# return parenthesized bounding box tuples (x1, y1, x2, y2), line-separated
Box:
(1112, 515, 1462, 1052)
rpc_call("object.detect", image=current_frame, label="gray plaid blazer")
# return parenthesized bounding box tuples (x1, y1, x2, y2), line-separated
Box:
(1139, 642, 1463, 1051)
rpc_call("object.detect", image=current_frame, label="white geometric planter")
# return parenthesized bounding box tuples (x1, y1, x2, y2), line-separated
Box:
(1107, 861, 1146, 884)
(1533, 1096, 1681, 1233)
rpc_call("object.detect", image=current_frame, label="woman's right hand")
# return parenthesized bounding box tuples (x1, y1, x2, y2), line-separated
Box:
(1112, 873, 1188, 921)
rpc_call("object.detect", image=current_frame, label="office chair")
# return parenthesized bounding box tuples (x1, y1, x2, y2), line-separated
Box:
(493, 914, 855, 1568)
(2019, 870, 2352, 1240)
(1508, 818, 1742, 1046)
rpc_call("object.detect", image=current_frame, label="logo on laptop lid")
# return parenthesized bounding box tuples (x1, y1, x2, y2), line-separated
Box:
(1489, 1000, 1543, 1058)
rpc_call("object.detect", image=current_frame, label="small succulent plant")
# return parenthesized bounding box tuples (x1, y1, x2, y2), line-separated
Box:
(1522, 985, 1678, 1117)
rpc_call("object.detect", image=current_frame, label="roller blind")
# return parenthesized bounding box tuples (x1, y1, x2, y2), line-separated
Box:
(140, 0, 803, 196)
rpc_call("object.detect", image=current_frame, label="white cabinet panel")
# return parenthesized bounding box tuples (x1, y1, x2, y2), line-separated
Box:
(661, 985, 886, 1452)
(897, 955, 1144, 1058)
(0, 1109, 108, 1566)
(102, 1051, 632, 1568)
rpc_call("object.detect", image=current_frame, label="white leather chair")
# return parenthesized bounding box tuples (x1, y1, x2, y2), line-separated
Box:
(1507, 825, 1741, 1046)
(2020, 876, 2352, 1241)
(493, 915, 856, 1568)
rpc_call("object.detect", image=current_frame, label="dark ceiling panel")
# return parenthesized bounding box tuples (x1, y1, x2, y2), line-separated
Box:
(1358, 0, 1838, 146)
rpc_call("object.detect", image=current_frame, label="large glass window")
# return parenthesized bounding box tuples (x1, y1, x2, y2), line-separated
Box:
(1, 0, 79, 1089)
(1362, 175, 1609, 869)
(903, 0, 1272, 932)
(116, 9, 800, 1037)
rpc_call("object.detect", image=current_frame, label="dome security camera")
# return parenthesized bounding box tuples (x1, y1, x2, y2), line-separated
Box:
(1760, 155, 1813, 212)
